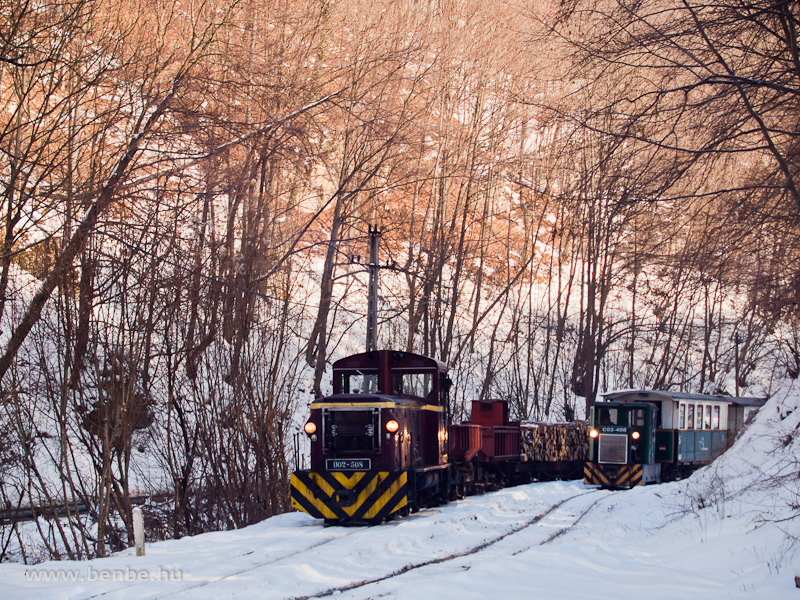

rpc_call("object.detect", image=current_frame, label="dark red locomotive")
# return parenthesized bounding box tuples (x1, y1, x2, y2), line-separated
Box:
(290, 350, 451, 524)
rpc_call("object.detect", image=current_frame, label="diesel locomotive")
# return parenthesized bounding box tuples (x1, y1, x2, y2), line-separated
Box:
(290, 350, 451, 524)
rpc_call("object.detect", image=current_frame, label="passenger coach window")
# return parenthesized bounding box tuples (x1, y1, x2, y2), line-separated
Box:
(679, 404, 686, 429)
(393, 372, 434, 399)
(696, 405, 704, 429)
(705, 406, 712, 429)
(712, 406, 720, 429)
(687, 405, 694, 429)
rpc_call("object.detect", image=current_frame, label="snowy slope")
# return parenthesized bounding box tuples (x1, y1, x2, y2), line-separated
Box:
(2, 382, 799, 599)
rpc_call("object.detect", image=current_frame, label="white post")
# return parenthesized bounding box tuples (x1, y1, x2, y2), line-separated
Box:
(132, 507, 145, 556)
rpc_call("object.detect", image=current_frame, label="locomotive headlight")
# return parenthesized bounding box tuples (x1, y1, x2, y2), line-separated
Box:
(385, 419, 400, 433)
(631, 431, 641, 440)
(589, 429, 599, 438)
(304, 422, 317, 435)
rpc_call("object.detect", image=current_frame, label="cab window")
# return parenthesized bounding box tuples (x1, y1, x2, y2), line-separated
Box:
(393, 372, 434, 399)
(632, 408, 646, 427)
(341, 371, 379, 394)
(597, 407, 623, 426)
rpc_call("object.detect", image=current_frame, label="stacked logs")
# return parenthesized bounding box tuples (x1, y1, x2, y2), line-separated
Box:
(520, 421, 589, 462)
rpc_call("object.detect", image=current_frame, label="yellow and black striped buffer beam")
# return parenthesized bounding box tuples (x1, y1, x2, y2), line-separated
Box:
(584, 462, 643, 488)
(291, 470, 408, 521)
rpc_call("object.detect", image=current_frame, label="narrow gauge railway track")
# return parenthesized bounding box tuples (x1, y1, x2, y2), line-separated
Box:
(289, 489, 606, 600)
(74, 487, 604, 600)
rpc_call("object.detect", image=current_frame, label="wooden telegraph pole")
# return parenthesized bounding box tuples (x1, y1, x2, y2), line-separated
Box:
(366, 225, 380, 353)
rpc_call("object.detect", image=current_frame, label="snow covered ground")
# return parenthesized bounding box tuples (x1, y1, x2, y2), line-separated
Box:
(2, 382, 799, 600)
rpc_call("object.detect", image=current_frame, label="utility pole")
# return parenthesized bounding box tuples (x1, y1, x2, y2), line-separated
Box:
(734, 333, 742, 397)
(366, 225, 380, 353)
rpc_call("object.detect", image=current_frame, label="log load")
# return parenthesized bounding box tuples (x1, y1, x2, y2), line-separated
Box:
(520, 421, 589, 463)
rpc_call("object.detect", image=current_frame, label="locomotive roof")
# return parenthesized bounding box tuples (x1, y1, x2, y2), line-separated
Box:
(333, 349, 447, 372)
(601, 389, 767, 407)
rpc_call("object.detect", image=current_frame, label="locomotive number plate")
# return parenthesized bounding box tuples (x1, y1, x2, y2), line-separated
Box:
(326, 459, 371, 471)
(599, 426, 627, 433)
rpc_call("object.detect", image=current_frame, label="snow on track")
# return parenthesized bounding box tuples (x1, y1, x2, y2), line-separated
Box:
(289, 489, 605, 599)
